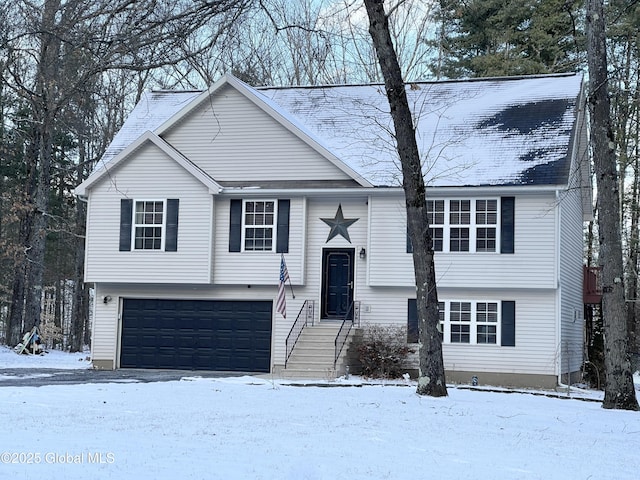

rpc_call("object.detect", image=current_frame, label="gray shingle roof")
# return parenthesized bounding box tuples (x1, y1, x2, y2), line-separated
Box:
(95, 73, 584, 188)
(257, 73, 584, 187)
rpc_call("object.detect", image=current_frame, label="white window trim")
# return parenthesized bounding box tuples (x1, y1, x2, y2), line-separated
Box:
(428, 198, 500, 253)
(441, 300, 501, 345)
(241, 199, 278, 252)
(132, 199, 166, 251)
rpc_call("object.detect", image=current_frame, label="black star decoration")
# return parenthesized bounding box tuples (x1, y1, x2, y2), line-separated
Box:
(321, 204, 359, 243)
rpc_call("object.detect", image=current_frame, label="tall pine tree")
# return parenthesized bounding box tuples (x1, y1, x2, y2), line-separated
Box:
(433, 0, 583, 78)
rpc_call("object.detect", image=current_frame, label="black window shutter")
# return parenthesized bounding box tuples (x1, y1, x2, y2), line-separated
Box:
(501, 197, 515, 254)
(501, 300, 516, 346)
(119, 199, 133, 251)
(407, 299, 418, 343)
(406, 227, 413, 253)
(165, 199, 179, 252)
(276, 199, 290, 253)
(229, 199, 242, 252)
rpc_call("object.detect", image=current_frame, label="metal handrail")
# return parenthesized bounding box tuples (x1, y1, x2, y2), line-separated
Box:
(334, 301, 360, 366)
(285, 300, 315, 367)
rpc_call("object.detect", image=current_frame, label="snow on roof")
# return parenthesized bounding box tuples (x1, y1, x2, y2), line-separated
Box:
(258, 73, 584, 187)
(97, 90, 201, 170)
(94, 73, 584, 188)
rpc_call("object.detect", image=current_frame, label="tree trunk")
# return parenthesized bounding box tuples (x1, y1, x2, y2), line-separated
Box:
(7, 257, 26, 345)
(70, 156, 89, 352)
(363, 0, 447, 397)
(6, 132, 39, 345)
(23, 1, 59, 330)
(627, 154, 639, 361)
(585, 0, 639, 410)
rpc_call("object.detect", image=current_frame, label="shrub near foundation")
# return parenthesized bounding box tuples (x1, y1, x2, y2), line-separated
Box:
(357, 324, 414, 379)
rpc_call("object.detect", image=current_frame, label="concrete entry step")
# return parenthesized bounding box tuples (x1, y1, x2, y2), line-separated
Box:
(284, 322, 355, 379)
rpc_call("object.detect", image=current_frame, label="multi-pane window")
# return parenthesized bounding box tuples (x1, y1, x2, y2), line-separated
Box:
(476, 302, 498, 344)
(476, 200, 497, 252)
(407, 300, 446, 343)
(427, 200, 444, 251)
(450, 301, 471, 343)
(410, 300, 507, 346)
(449, 200, 470, 252)
(427, 200, 445, 224)
(244, 200, 275, 251)
(429, 228, 444, 252)
(134, 201, 164, 250)
(450, 228, 470, 252)
(408, 198, 502, 254)
(450, 200, 471, 224)
(439, 300, 502, 345)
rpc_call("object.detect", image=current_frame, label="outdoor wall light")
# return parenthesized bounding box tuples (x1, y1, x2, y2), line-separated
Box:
(103, 295, 112, 304)
(359, 247, 366, 259)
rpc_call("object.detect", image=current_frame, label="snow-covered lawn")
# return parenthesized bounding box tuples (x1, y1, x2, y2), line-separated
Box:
(0, 349, 638, 480)
(0, 345, 91, 369)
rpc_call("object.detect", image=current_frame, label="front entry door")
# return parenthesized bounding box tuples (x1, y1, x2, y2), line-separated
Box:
(321, 249, 355, 319)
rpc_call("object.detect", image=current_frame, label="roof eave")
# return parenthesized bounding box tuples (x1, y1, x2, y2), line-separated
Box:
(218, 183, 569, 197)
(75, 131, 223, 196)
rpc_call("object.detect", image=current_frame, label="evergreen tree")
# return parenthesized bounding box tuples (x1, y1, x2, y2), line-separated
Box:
(433, 0, 583, 78)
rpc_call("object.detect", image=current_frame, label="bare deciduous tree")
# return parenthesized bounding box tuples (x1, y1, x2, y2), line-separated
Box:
(1, 0, 249, 346)
(363, 0, 447, 397)
(586, 0, 639, 410)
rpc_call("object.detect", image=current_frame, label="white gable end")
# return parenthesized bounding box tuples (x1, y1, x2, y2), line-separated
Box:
(84, 140, 213, 284)
(76, 131, 222, 196)
(160, 83, 364, 185)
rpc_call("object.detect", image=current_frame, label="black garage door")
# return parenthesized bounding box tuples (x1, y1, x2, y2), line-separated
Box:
(120, 299, 272, 372)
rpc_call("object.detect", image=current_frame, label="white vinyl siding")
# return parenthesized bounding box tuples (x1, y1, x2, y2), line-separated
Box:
(162, 84, 354, 183)
(90, 189, 567, 379)
(84, 142, 213, 284)
(212, 197, 305, 285)
(558, 185, 586, 375)
(368, 193, 558, 289)
(305, 197, 368, 295)
(440, 290, 557, 376)
(346, 287, 558, 377)
(90, 284, 120, 367)
(556, 106, 590, 375)
(367, 194, 413, 286)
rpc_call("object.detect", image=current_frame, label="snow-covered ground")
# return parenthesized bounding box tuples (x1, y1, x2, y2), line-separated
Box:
(0, 348, 639, 480)
(0, 345, 91, 369)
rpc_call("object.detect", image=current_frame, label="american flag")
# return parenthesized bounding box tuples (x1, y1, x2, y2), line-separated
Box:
(276, 254, 289, 318)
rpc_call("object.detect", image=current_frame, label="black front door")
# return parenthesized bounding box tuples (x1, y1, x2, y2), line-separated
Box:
(321, 249, 355, 319)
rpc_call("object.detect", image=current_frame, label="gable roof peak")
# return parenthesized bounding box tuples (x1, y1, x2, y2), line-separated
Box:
(75, 130, 223, 196)
(153, 73, 373, 188)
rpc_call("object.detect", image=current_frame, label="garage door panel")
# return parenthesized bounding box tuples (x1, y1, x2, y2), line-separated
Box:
(121, 299, 272, 372)
(195, 336, 214, 348)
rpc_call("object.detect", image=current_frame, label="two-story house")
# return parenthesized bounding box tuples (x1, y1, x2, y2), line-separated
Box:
(75, 72, 591, 388)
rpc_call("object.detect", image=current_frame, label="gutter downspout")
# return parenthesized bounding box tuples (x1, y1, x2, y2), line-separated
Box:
(555, 189, 563, 386)
(555, 189, 570, 393)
